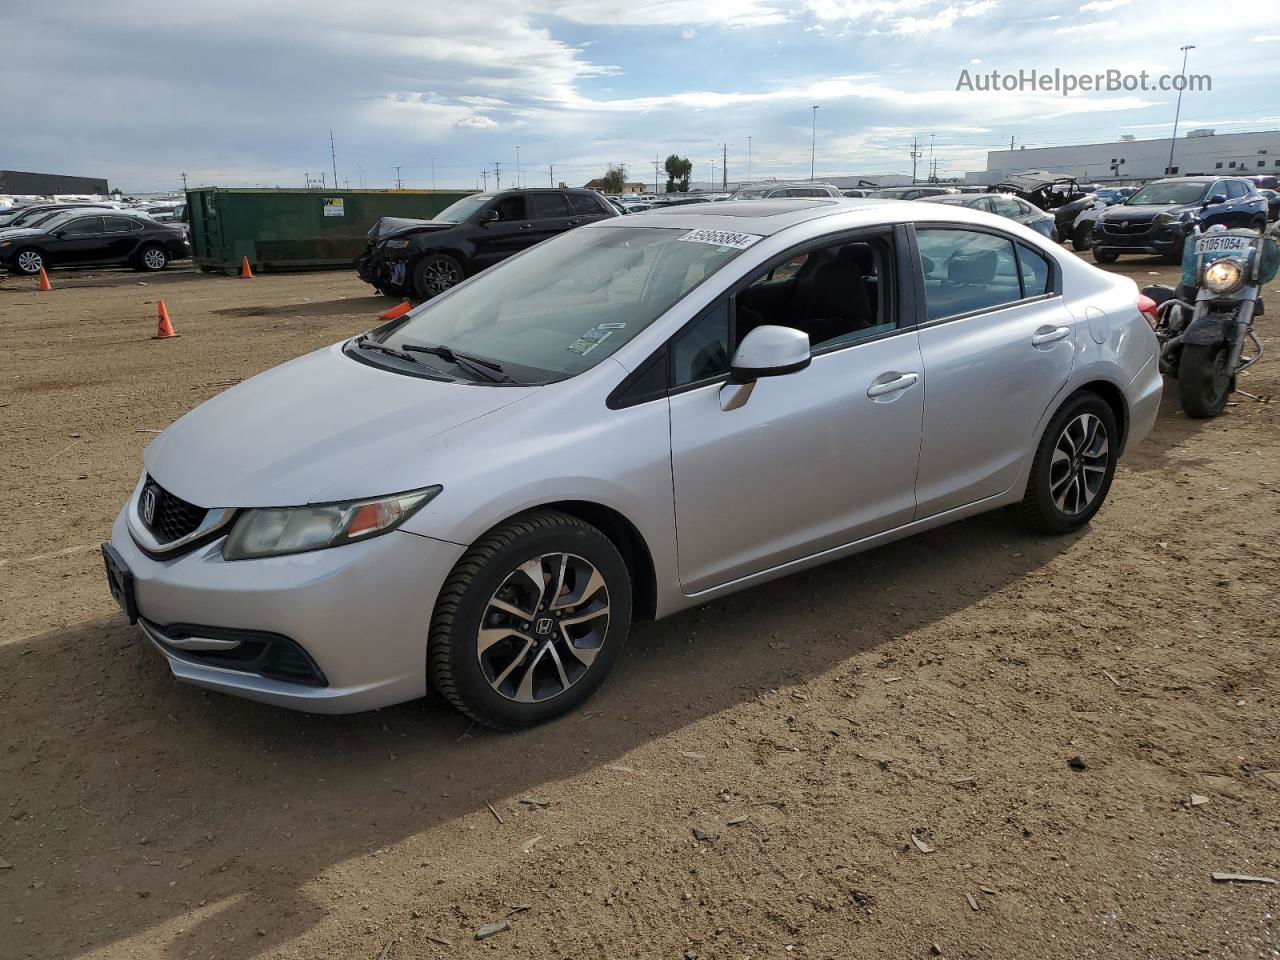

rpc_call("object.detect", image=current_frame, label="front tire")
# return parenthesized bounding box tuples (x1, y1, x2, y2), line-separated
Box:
(1093, 248, 1118, 264)
(12, 247, 44, 275)
(1072, 223, 1092, 252)
(1178, 342, 1232, 418)
(1019, 392, 1119, 534)
(412, 253, 464, 301)
(428, 510, 632, 729)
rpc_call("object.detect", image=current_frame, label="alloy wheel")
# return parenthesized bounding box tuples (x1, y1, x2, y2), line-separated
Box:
(1049, 413, 1109, 516)
(16, 250, 42, 274)
(142, 247, 167, 270)
(421, 257, 461, 295)
(477, 552, 610, 703)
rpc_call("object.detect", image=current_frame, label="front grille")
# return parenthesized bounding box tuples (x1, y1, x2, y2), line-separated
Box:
(143, 478, 208, 543)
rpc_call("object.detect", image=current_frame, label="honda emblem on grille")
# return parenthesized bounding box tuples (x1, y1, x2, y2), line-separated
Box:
(141, 487, 157, 526)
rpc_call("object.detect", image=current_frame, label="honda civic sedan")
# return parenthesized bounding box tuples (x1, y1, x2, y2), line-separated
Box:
(104, 199, 1162, 728)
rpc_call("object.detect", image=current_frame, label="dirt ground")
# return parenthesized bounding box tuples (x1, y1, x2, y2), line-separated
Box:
(1, 255, 1277, 960)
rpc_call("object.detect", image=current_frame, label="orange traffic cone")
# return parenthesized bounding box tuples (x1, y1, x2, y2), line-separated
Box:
(153, 300, 178, 339)
(240, 256, 254, 279)
(37, 267, 53, 291)
(379, 299, 412, 321)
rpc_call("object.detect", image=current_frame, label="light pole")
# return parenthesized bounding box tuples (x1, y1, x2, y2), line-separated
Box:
(747, 136, 752, 183)
(1166, 44, 1196, 175)
(516, 146, 521, 188)
(810, 105, 819, 181)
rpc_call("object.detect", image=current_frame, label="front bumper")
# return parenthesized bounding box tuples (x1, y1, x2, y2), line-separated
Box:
(108, 505, 465, 713)
(1092, 221, 1188, 256)
(356, 243, 410, 292)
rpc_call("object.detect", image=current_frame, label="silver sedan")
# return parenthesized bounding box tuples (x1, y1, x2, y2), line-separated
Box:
(104, 199, 1162, 728)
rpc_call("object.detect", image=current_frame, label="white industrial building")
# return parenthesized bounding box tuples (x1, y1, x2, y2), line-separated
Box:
(967, 129, 1280, 185)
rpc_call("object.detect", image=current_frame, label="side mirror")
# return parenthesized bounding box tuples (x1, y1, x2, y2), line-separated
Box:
(1206, 194, 1227, 206)
(478, 210, 499, 226)
(722, 325, 811, 410)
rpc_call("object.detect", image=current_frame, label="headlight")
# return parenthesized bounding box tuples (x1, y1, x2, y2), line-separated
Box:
(1202, 258, 1245, 294)
(1154, 211, 1192, 226)
(222, 486, 441, 560)
(383, 239, 410, 249)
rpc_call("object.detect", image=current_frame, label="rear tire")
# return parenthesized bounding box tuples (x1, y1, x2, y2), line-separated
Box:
(136, 244, 169, 272)
(1249, 216, 1267, 233)
(428, 510, 632, 729)
(1019, 392, 1119, 534)
(1072, 223, 1092, 252)
(1093, 249, 1118, 264)
(1178, 342, 1232, 418)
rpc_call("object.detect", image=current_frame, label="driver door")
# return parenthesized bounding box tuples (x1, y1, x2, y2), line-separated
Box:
(667, 228, 925, 593)
(471, 194, 530, 269)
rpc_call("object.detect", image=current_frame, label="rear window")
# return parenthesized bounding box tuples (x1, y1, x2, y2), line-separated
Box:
(569, 193, 607, 216)
(527, 193, 569, 219)
(915, 228, 1022, 321)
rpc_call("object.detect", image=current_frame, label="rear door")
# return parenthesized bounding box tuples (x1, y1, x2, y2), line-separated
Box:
(567, 192, 613, 227)
(912, 226, 1076, 517)
(101, 216, 142, 262)
(523, 192, 572, 246)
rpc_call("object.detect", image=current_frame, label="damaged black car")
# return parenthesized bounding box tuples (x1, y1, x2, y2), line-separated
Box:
(356, 188, 618, 300)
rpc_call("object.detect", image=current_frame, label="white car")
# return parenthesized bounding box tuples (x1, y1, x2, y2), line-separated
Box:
(104, 199, 1161, 728)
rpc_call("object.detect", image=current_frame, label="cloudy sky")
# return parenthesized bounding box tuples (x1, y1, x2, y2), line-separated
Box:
(5, 0, 1277, 193)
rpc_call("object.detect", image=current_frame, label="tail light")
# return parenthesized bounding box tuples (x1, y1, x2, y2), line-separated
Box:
(1137, 294, 1159, 329)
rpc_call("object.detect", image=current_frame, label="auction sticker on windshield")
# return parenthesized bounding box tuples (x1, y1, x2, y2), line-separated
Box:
(678, 228, 762, 250)
(1194, 235, 1250, 255)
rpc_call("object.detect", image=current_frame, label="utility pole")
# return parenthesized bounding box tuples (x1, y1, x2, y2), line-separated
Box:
(810, 105, 819, 180)
(481, 169, 488, 190)
(1167, 44, 1196, 174)
(747, 136, 752, 183)
(910, 138, 922, 184)
(550, 164, 555, 187)
(495, 162, 501, 191)
(394, 166, 402, 189)
(329, 130, 338, 189)
(928, 133, 935, 182)
(431, 157, 436, 190)
(1009, 135, 1015, 152)
(516, 146, 521, 189)
(358, 164, 365, 188)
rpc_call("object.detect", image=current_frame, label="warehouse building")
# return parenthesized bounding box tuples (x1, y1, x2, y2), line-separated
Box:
(967, 129, 1280, 185)
(0, 169, 109, 196)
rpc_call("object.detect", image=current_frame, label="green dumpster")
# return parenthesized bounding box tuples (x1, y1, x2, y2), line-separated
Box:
(186, 188, 476, 273)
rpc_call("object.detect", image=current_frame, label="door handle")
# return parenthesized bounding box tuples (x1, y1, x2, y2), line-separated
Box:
(519, 223, 532, 230)
(866, 372, 920, 398)
(1031, 325, 1071, 346)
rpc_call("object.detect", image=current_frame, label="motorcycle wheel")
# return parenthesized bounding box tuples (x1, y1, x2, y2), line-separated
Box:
(1178, 343, 1233, 418)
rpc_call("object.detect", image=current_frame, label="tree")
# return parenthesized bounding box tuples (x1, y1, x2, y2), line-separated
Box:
(664, 154, 692, 193)
(599, 165, 628, 194)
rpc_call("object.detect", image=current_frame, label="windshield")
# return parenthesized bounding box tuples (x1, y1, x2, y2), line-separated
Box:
(372, 225, 749, 382)
(730, 187, 773, 200)
(1126, 182, 1208, 206)
(433, 194, 491, 223)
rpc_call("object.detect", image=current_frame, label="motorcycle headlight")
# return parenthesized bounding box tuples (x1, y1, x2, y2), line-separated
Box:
(1202, 258, 1245, 294)
(222, 486, 441, 560)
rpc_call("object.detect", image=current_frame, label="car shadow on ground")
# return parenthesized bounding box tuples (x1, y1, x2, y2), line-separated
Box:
(212, 295, 393, 320)
(0, 508, 1082, 959)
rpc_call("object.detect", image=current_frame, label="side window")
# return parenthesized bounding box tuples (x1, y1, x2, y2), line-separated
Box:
(972, 197, 995, 213)
(569, 193, 605, 216)
(735, 235, 897, 350)
(102, 216, 134, 234)
(60, 217, 104, 236)
(915, 228, 1022, 322)
(991, 197, 1022, 217)
(527, 193, 569, 219)
(1227, 180, 1248, 199)
(1017, 244, 1053, 297)
(1209, 182, 1229, 201)
(491, 195, 526, 221)
(671, 300, 731, 387)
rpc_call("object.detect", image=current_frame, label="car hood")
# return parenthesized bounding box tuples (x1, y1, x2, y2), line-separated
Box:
(144, 343, 538, 509)
(0, 226, 46, 240)
(368, 217, 459, 242)
(1102, 203, 1185, 222)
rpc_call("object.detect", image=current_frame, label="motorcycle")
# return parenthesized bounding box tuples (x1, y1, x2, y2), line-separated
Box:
(1141, 224, 1279, 417)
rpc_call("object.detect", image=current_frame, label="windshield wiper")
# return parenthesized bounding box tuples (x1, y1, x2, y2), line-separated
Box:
(354, 335, 453, 378)
(400, 343, 517, 383)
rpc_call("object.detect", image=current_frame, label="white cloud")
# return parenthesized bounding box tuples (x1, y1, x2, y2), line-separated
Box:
(1253, 34, 1280, 42)
(456, 115, 499, 129)
(1080, 0, 1130, 10)
(1054, 19, 1116, 33)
